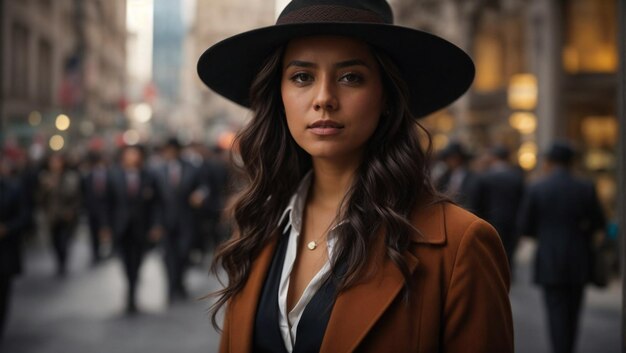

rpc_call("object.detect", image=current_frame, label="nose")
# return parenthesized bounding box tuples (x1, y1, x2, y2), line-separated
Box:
(313, 78, 338, 112)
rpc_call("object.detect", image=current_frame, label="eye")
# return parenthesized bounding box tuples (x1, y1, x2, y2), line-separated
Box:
(290, 72, 313, 85)
(339, 73, 364, 84)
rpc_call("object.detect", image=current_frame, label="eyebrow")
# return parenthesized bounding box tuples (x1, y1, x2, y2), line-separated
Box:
(284, 59, 371, 69)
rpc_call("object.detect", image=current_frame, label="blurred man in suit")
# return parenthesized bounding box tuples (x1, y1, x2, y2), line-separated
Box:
(518, 141, 606, 353)
(81, 152, 111, 264)
(106, 145, 161, 314)
(470, 146, 525, 275)
(435, 141, 477, 210)
(38, 153, 82, 277)
(0, 158, 29, 342)
(195, 145, 230, 256)
(154, 139, 205, 302)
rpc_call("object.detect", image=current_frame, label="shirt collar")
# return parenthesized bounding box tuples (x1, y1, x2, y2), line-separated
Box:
(277, 171, 313, 232)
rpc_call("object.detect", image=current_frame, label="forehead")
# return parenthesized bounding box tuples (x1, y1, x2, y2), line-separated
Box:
(282, 35, 376, 64)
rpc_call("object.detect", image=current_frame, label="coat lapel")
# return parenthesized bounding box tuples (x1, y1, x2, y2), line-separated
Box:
(230, 234, 279, 353)
(319, 202, 447, 353)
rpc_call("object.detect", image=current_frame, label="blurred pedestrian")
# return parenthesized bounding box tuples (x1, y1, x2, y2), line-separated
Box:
(106, 145, 162, 314)
(196, 145, 231, 255)
(198, 0, 513, 351)
(153, 138, 205, 302)
(470, 145, 525, 275)
(81, 152, 112, 264)
(0, 158, 29, 343)
(518, 141, 606, 353)
(37, 153, 82, 277)
(434, 141, 477, 210)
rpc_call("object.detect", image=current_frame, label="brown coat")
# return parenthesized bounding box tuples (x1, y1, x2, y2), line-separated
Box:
(219, 202, 514, 352)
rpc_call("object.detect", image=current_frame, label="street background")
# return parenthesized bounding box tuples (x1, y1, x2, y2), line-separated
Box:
(1, 221, 621, 353)
(0, 0, 623, 352)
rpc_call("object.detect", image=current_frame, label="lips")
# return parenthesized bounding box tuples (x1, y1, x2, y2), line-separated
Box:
(307, 119, 345, 136)
(308, 120, 344, 129)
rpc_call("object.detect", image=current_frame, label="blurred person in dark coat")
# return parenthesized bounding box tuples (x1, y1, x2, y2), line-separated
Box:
(81, 152, 112, 264)
(196, 145, 231, 255)
(153, 138, 205, 302)
(434, 141, 477, 210)
(518, 141, 606, 353)
(38, 153, 82, 277)
(470, 146, 525, 274)
(0, 158, 29, 343)
(106, 145, 162, 314)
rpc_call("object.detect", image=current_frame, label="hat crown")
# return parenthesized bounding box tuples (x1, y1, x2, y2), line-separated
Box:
(277, 0, 393, 25)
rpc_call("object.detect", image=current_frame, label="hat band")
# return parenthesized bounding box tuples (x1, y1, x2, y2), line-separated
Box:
(276, 5, 387, 25)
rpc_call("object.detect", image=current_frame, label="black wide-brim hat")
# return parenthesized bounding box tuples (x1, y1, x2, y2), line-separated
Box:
(197, 0, 475, 118)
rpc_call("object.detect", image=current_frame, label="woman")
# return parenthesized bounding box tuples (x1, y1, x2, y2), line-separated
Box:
(198, 0, 513, 352)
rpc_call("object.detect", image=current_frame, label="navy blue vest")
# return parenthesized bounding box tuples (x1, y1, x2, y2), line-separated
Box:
(253, 227, 338, 353)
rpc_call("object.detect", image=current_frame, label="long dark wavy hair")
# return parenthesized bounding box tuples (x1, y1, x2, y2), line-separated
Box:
(209, 42, 442, 329)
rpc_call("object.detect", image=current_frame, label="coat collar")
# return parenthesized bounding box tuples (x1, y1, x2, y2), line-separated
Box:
(228, 202, 448, 353)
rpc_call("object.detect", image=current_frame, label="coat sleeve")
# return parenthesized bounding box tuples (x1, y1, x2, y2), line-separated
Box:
(442, 219, 514, 353)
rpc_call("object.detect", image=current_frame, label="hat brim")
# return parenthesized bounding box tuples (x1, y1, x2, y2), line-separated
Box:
(197, 23, 475, 118)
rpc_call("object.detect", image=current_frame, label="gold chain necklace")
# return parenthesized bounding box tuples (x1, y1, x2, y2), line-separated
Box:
(305, 223, 335, 251)
(307, 238, 324, 251)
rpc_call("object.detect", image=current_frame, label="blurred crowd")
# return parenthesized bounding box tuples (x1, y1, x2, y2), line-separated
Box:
(432, 140, 618, 353)
(0, 138, 235, 341)
(0, 137, 620, 352)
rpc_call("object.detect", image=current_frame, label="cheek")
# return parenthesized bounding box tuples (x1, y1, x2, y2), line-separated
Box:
(281, 83, 304, 130)
(348, 90, 384, 136)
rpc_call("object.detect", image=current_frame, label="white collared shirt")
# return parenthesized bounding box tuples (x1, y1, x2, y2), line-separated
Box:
(276, 172, 339, 352)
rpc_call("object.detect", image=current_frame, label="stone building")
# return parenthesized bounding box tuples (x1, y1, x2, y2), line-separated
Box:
(392, 0, 618, 214)
(182, 0, 276, 145)
(0, 0, 127, 150)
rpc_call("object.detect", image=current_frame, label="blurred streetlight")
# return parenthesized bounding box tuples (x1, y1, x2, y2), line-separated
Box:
(55, 114, 71, 131)
(127, 103, 153, 123)
(509, 112, 537, 135)
(49, 135, 65, 151)
(508, 73, 538, 110)
(517, 141, 538, 170)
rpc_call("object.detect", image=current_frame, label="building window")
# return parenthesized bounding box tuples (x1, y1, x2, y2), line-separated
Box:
(10, 23, 30, 99)
(37, 40, 53, 105)
(563, 0, 617, 73)
(472, 10, 505, 93)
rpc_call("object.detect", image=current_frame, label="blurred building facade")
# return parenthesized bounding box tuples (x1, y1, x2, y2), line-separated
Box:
(183, 0, 276, 146)
(392, 0, 618, 214)
(0, 0, 127, 151)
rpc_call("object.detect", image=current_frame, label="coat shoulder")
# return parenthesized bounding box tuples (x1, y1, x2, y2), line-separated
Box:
(412, 201, 497, 247)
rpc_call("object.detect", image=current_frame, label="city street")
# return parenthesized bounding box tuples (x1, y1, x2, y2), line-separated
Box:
(1, 224, 621, 353)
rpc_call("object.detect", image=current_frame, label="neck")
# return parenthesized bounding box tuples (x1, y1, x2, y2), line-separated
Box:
(309, 156, 360, 212)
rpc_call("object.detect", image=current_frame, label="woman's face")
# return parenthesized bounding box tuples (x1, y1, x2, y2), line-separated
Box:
(281, 36, 384, 164)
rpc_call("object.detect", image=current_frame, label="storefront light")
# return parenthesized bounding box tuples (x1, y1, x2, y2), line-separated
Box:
(55, 114, 71, 131)
(509, 112, 537, 135)
(49, 135, 65, 151)
(518, 152, 537, 170)
(508, 74, 538, 110)
(517, 141, 538, 170)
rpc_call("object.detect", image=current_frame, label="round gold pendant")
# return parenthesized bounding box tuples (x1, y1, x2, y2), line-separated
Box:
(307, 241, 317, 250)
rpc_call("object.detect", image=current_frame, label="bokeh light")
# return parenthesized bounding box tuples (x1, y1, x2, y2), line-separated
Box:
(49, 135, 65, 151)
(517, 141, 538, 170)
(123, 129, 141, 145)
(509, 112, 537, 135)
(55, 114, 71, 131)
(28, 111, 42, 126)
